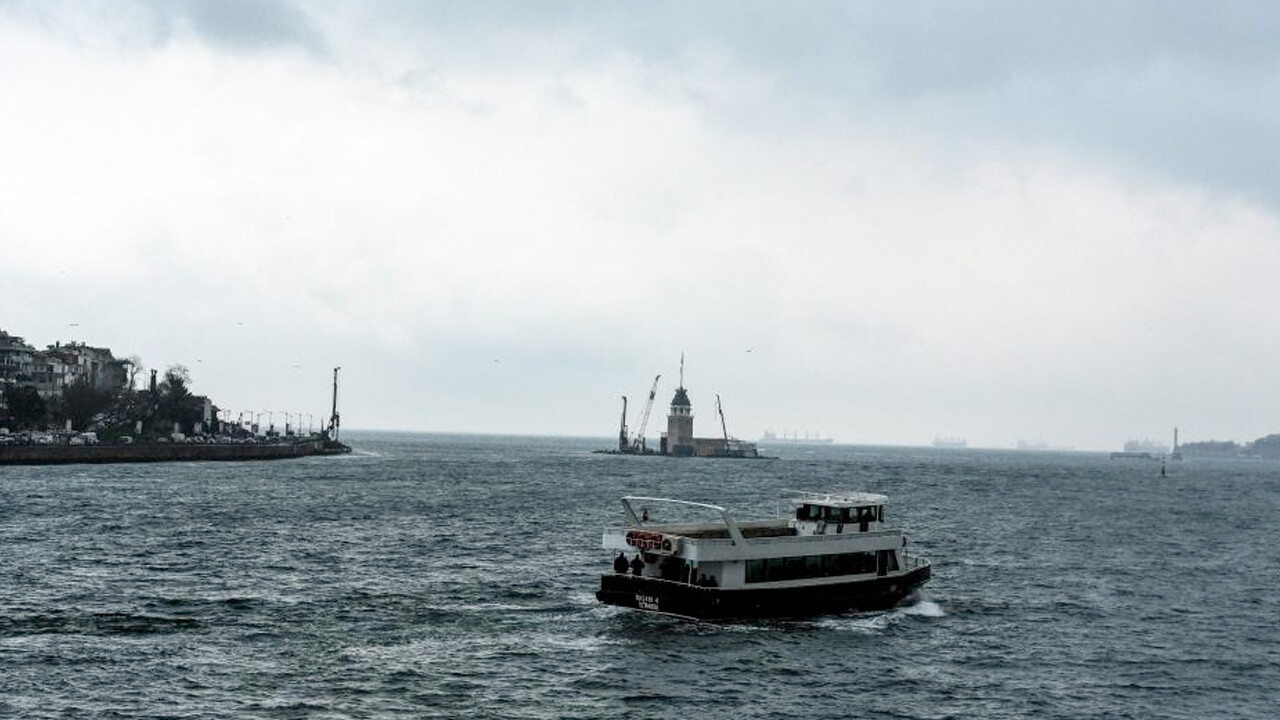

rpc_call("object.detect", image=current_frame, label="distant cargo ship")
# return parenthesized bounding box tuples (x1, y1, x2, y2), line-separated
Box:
(1111, 434, 1176, 461)
(1016, 440, 1074, 451)
(760, 430, 834, 446)
(932, 436, 967, 449)
(1123, 438, 1170, 455)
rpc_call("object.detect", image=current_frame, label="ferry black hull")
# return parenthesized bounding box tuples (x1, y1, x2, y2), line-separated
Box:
(596, 565, 931, 620)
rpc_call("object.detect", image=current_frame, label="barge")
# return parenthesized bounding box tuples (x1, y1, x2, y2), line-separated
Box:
(597, 490, 930, 619)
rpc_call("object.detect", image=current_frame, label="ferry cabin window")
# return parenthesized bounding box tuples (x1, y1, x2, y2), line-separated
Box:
(745, 551, 878, 583)
(796, 504, 826, 521)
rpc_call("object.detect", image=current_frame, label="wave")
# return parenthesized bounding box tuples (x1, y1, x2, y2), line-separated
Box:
(0, 610, 200, 636)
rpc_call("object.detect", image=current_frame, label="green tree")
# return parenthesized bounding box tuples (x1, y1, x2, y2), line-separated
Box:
(3, 384, 46, 429)
(59, 378, 114, 432)
(157, 365, 201, 432)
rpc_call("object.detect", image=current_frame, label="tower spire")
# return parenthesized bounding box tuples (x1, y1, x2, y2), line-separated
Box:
(679, 352, 684, 389)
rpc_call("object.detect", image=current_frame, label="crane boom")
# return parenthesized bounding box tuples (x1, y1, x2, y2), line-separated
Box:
(716, 393, 734, 452)
(618, 396, 628, 452)
(632, 374, 661, 452)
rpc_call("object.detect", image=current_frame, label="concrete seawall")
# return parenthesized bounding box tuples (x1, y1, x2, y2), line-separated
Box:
(0, 439, 330, 465)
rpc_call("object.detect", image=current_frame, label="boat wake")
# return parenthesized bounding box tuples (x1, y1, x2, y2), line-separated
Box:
(811, 612, 891, 634)
(810, 593, 945, 633)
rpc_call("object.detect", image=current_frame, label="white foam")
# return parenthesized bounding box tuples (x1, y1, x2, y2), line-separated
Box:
(811, 612, 892, 634)
(900, 598, 945, 617)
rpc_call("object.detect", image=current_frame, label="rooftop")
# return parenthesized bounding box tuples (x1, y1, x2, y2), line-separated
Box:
(670, 387, 690, 407)
(787, 490, 888, 507)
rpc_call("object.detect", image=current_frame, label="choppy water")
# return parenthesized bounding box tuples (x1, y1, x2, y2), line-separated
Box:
(2, 433, 1278, 718)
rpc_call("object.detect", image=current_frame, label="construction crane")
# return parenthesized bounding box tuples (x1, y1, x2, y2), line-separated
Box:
(631, 374, 661, 453)
(618, 396, 629, 452)
(716, 393, 730, 452)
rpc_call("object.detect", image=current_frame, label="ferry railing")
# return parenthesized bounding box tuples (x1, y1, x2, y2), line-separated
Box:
(678, 528, 905, 547)
(600, 572, 718, 593)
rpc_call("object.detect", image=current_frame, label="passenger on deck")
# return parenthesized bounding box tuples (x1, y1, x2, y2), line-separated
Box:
(613, 552, 628, 574)
(641, 508, 650, 522)
(630, 554, 644, 576)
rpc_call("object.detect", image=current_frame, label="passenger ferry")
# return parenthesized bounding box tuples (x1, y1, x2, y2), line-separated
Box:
(596, 490, 930, 619)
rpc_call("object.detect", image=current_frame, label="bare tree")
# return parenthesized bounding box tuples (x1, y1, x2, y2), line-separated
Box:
(125, 355, 144, 390)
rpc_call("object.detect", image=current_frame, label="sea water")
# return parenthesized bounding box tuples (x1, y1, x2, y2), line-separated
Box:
(2, 433, 1278, 718)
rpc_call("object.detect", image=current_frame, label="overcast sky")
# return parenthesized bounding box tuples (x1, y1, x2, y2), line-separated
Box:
(4, 1, 1280, 450)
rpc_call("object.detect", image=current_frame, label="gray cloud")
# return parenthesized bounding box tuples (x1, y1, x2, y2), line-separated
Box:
(0, 0, 327, 54)
(154, 0, 325, 53)
(305, 1, 1280, 204)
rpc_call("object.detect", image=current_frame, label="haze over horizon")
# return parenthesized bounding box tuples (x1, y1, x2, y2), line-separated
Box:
(5, 1, 1280, 451)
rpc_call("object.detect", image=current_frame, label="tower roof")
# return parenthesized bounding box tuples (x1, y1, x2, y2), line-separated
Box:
(670, 387, 691, 408)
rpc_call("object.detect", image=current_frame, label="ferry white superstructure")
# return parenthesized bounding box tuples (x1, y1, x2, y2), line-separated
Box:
(596, 490, 930, 619)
